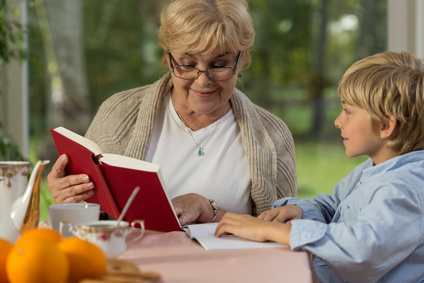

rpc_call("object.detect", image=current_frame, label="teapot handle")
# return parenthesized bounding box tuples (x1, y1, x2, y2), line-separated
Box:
(125, 220, 145, 247)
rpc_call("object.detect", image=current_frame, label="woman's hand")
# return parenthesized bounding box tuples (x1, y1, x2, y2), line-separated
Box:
(47, 154, 95, 204)
(215, 212, 291, 246)
(171, 193, 223, 226)
(257, 205, 303, 224)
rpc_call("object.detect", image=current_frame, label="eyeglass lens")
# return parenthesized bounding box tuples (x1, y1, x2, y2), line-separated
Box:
(174, 66, 234, 81)
(170, 51, 242, 81)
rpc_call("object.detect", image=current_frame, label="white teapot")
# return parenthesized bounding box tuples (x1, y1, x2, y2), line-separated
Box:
(0, 160, 49, 243)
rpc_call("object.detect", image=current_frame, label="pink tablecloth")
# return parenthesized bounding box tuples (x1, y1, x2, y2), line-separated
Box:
(119, 231, 319, 283)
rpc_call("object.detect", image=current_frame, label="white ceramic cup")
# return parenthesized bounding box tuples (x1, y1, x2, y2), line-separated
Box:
(48, 203, 100, 236)
(60, 220, 145, 258)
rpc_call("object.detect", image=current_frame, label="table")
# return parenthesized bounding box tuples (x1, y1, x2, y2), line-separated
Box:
(119, 231, 319, 283)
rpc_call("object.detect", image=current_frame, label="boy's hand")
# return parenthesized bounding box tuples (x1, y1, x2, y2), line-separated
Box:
(257, 205, 303, 224)
(215, 212, 291, 246)
(215, 213, 270, 242)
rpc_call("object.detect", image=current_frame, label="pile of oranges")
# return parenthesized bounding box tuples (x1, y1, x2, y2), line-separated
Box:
(0, 228, 107, 283)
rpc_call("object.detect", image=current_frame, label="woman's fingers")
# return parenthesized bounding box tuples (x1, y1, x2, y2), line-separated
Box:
(171, 193, 212, 225)
(47, 154, 94, 204)
(62, 186, 95, 203)
(48, 154, 68, 179)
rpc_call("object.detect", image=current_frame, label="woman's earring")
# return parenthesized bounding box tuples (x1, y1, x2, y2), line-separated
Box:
(169, 72, 173, 76)
(238, 74, 242, 78)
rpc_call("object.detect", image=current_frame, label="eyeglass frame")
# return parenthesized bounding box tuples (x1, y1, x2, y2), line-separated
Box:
(168, 51, 243, 81)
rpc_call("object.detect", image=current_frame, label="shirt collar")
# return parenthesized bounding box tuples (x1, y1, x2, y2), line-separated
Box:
(360, 149, 424, 182)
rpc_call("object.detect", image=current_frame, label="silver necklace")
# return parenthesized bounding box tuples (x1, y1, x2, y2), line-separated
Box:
(173, 99, 228, 157)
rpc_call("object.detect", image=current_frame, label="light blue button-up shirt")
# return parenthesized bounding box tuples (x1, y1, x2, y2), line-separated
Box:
(273, 150, 424, 282)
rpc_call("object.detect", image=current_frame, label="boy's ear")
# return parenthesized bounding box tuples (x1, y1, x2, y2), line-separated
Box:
(379, 114, 398, 139)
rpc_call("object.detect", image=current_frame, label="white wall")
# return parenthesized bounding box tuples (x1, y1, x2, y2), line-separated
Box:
(388, 0, 424, 57)
(0, 0, 28, 158)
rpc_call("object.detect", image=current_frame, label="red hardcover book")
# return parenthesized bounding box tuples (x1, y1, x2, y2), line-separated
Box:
(50, 126, 182, 232)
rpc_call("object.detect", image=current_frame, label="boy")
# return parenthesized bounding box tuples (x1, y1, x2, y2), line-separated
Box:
(215, 51, 424, 282)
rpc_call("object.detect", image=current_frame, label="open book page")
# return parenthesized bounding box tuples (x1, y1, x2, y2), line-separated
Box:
(184, 223, 288, 250)
(53, 126, 102, 155)
(54, 126, 160, 173)
(100, 153, 160, 172)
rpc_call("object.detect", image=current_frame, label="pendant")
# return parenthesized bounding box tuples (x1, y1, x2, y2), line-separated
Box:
(198, 147, 204, 156)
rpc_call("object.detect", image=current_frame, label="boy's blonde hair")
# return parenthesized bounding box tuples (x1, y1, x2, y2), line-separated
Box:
(157, 0, 255, 67)
(338, 51, 424, 154)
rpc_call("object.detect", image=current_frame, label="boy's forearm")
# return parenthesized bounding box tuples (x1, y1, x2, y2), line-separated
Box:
(264, 222, 291, 246)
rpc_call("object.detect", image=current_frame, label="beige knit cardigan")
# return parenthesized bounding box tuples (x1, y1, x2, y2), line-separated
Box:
(85, 75, 297, 215)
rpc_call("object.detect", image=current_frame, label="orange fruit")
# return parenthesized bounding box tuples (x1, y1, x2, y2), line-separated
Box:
(0, 238, 13, 283)
(58, 237, 107, 282)
(6, 237, 68, 283)
(19, 228, 63, 244)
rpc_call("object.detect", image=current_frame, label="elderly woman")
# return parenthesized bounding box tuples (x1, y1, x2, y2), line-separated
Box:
(47, 0, 297, 225)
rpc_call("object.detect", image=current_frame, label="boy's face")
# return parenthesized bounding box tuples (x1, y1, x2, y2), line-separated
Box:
(334, 101, 388, 164)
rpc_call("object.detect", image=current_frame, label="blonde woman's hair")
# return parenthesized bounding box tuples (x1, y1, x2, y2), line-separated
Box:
(338, 51, 424, 154)
(157, 0, 255, 67)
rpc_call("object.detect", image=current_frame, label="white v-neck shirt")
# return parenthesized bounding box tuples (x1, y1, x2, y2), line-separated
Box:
(145, 95, 251, 214)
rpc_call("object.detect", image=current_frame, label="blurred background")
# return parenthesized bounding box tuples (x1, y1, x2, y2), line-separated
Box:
(1, 0, 423, 221)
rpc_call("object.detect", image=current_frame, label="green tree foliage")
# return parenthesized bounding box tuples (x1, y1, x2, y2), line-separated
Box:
(246, 0, 312, 109)
(0, 0, 25, 66)
(83, 0, 167, 111)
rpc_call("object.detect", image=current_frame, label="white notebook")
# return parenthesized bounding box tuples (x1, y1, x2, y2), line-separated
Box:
(184, 223, 288, 250)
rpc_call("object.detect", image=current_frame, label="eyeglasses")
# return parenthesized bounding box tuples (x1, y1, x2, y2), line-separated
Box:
(168, 51, 242, 81)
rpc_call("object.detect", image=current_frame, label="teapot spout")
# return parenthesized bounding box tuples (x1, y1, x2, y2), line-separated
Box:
(10, 160, 50, 235)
